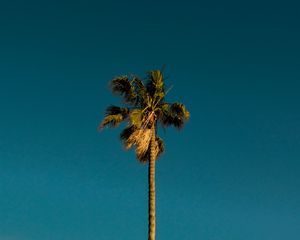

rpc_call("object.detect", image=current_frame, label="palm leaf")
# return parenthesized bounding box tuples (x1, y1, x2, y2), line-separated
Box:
(155, 136, 164, 158)
(137, 136, 164, 163)
(158, 102, 190, 129)
(99, 114, 125, 129)
(110, 76, 136, 104)
(129, 109, 144, 128)
(132, 77, 149, 107)
(170, 103, 190, 119)
(146, 70, 165, 103)
(120, 125, 136, 143)
(99, 105, 129, 129)
(105, 105, 129, 117)
(124, 129, 152, 160)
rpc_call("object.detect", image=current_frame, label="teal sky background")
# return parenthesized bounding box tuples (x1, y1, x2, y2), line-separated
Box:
(0, 0, 300, 239)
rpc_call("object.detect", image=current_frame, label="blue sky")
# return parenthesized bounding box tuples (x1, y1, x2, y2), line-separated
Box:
(0, 0, 299, 239)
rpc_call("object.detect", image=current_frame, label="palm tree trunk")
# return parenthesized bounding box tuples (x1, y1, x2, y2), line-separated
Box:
(148, 127, 156, 240)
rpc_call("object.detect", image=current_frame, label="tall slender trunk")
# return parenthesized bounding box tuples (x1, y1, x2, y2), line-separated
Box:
(148, 127, 156, 240)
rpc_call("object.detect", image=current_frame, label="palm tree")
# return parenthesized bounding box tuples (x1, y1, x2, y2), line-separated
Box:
(99, 70, 190, 240)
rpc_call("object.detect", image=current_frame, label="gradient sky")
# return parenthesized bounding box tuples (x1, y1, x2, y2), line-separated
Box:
(0, 0, 300, 239)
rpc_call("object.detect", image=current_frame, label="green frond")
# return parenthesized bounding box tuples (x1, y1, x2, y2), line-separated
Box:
(99, 105, 129, 129)
(129, 109, 144, 128)
(110, 76, 136, 104)
(105, 105, 129, 117)
(132, 77, 149, 107)
(157, 103, 169, 115)
(157, 102, 190, 129)
(170, 103, 190, 120)
(146, 70, 165, 103)
(99, 114, 124, 129)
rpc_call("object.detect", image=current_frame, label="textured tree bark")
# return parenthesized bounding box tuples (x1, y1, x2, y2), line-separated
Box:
(148, 127, 156, 240)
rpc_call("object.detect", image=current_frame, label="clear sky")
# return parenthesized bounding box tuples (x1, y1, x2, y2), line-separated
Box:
(0, 0, 299, 239)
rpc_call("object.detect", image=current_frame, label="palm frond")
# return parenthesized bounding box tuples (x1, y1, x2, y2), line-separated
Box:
(155, 136, 164, 158)
(121, 127, 153, 163)
(132, 77, 149, 107)
(99, 105, 129, 129)
(105, 105, 129, 117)
(135, 129, 152, 160)
(129, 109, 144, 128)
(136, 135, 164, 163)
(146, 70, 165, 103)
(170, 103, 190, 120)
(99, 114, 125, 129)
(120, 125, 136, 143)
(110, 76, 136, 104)
(158, 102, 190, 129)
(125, 129, 152, 159)
(138, 148, 150, 163)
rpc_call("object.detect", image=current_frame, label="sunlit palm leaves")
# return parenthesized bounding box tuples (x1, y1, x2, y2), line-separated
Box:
(111, 76, 136, 104)
(157, 102, 190, 129)
(100, 70, 190, 162)
(99, 105, 129, 129)
(146, 70, 165, 102)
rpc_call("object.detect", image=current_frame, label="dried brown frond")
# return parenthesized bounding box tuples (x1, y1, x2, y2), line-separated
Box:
(135, 135, 164, 163)
(124, 128, 152, 163)
(125, 129, 151, 151)
(135, 129, 152, 159)
(154, 136, 164, 158)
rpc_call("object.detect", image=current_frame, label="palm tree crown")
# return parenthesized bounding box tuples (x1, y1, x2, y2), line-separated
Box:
(100, 70, 190, 162)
